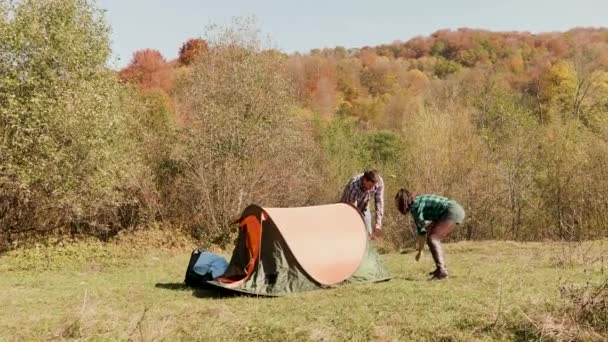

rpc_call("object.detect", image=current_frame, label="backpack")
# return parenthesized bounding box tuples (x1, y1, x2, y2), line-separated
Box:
(184, 248, 229, 287)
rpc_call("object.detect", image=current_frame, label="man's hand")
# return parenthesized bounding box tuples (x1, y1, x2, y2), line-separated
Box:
(371, 224, 381, 240)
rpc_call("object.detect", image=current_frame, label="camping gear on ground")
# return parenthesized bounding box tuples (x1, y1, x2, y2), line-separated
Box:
(183, 203, 391, 296)
(184, 250, 229, 286)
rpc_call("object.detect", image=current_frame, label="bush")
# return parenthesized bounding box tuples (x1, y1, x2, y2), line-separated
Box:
(560, 281, 608, 337)
(0, 0, 146, 247)
(169, 18, 321, 246)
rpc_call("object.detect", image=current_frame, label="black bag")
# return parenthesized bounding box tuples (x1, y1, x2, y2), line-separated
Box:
(184, 248, 213, 287)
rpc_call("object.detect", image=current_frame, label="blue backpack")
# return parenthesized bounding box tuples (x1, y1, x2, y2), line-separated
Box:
(184, 249, 229, 286)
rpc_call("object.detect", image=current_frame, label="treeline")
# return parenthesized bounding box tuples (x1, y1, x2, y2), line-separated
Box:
(1, 1, 607, 252)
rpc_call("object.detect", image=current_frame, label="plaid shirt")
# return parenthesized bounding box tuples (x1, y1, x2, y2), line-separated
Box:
(340, 173, 384, 227)
(410, 194, 451, 235)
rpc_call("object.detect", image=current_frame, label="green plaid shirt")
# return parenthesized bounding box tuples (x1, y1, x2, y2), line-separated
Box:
(410, 195, 451, 235)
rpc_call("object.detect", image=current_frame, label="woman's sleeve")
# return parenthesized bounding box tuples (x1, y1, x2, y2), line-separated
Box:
(413, 202, 426, 235)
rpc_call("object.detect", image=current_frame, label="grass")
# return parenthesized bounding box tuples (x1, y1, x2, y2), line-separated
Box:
(0, 237, 606, 341)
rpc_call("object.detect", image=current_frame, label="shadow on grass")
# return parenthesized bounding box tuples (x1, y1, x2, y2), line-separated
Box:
(390, 274, 461, 282)
(191, 287, 240, 299)
(390, 275, 418, 281)
(155, 283, 190, 291)
(155, 282, 243, 299)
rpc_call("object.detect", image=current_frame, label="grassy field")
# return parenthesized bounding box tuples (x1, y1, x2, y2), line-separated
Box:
(0, 237, 606, 341)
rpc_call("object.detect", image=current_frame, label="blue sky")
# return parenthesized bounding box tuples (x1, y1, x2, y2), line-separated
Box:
(98, 0, 608, 68)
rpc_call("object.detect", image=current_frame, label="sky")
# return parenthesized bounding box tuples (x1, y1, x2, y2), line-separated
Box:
(98, 0, 608, 69)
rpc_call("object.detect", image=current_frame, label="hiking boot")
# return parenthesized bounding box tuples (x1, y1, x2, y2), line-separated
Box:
(427, 238, 448, 279)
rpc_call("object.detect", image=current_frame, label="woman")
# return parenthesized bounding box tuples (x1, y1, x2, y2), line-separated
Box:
(395, 188, 466, 280)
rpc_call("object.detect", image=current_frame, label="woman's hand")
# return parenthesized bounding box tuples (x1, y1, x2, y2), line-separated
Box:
(415, 250, 423, 261)
(415, 234, 426, 257)
(425, 222, 437, 234)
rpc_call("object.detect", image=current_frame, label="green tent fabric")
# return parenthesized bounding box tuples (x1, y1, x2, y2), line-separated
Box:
(204, 203, 391, 296)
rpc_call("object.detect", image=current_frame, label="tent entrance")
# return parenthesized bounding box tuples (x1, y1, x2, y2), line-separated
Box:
(216, 214, 262, 287)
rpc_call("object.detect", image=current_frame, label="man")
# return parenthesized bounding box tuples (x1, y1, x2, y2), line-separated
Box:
(340, 170, 384, 239)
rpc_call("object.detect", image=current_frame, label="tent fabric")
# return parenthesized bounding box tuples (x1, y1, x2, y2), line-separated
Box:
(347, 240, 392, 283)
(241, 214, 262, 278)
(263, 205, 367, 285)
(215, 214, 262, 288)
(195, 203, 391, 296)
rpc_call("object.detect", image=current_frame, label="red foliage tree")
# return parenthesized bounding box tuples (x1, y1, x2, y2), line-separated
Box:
(178, 38, 209, 65)
(546, 37, 570, 58)
(119, 49, 174, 93)
(402, 36, 433, 58)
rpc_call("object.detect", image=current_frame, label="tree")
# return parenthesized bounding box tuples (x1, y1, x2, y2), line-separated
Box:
(0, 0, 143, 241)
(178, 38, 208, 65)
(570, 44, 608, 123)
(172, 18, 320, 245)
(434, 57, 462, 79)
(286, 55, 338, 116)
(119, 49, 174, 93)
(360, 58, 397, 96)
(336, 58, 364, 102)
(540, 60, 577, 117)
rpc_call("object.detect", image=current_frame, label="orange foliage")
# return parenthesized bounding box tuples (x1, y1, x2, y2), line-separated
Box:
(402, 36, 432, 58)
(359, 48, 378, 67)
(546, 38, 570, 58)
(127, 28, 608, 128)
(282, 28, 608, 126)
(287, 55, 338, 116)
(509, 55, 525, 73)
(178, 38, 208, 65)
(119, 49, 174, 93)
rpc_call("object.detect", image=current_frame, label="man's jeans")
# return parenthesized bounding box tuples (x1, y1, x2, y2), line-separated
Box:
(363, 209, 372, 235)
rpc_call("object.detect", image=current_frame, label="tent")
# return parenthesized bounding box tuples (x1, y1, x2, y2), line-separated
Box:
(187, 203, 391, 296)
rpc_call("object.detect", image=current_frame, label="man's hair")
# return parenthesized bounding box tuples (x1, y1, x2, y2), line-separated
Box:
(362, 170, 379, 183)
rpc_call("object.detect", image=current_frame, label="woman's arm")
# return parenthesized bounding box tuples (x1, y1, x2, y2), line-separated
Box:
(415, 222, 435, 261)
(415, 234, 425, 261)
(416, 234, 426, 252)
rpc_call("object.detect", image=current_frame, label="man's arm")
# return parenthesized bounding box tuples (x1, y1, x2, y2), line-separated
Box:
(374, 180, 384, 228)
(340, 179, 356, 205)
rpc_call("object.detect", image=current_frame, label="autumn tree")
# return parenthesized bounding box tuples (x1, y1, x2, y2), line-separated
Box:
(287, 55, 338, 116)
(172, 18, 321, 245)
(178, 38, 208, 65)
(119, 49, 174, 93)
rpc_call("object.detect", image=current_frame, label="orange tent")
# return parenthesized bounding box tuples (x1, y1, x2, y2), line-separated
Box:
(195, 203, 391, 296)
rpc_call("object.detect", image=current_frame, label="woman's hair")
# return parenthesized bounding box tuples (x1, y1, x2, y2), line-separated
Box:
(395, 188, 415, 215)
